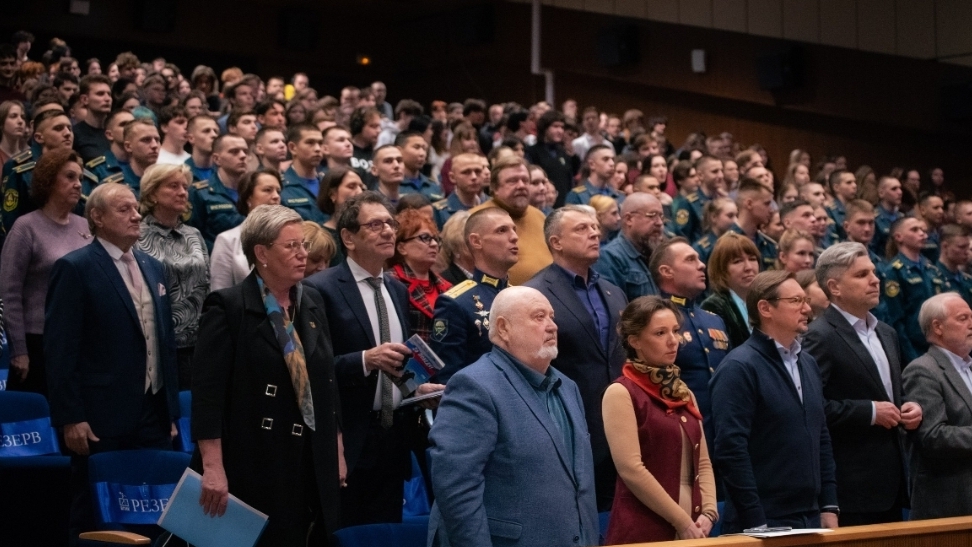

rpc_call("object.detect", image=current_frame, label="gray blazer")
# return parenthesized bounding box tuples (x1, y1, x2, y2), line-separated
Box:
(427, 348, 599, 547)
(902, 345, 972, 519)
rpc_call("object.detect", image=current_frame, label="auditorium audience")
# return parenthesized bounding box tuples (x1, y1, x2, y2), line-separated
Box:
(602, 296, 717, 543)
(0, 148, 90, 394)
(0, 99, 27, 165)
(777, 229, 816, 273)
(193, 204, 342, 546)
(388, 208, 451, 342)
(301, 220, 337, 277)
(701, 232, 761, 348)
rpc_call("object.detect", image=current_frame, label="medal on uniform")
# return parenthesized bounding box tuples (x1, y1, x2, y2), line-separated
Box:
(473, 295, 490, 335)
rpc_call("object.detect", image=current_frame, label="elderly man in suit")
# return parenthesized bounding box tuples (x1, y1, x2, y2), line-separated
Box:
(524, 204, 627, 510)
(304, 191, 444, 526)
(803, 242, 922, 525)
(45, 183, 179, 533)
(428, 286, 599, 547)
(902, 292, 972, 519)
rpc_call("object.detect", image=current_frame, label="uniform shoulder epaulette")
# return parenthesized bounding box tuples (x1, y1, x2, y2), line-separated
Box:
(82, 169, 97, 183)
(432, 199, 449, 211)
(429, 192, 444, 201)
(697, 237, 711, 248)
(13, 161, 35, 174)
(703, 309, 717, 316)
(85, 156, 106, 169)
(443, 279, 477, 298)
(11, 149, 31, 164)
(891, 259, 903, 270)
(686, 193, 698, 203)
(756, 231, 777, 245)
(571, 185, 586, 193)
(192, 181, 209, 190)
(102, 172, 125, 184)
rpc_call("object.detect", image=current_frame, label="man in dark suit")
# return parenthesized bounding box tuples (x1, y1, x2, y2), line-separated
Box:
(524, 109, 579, 209)
(428, 286, 599, 547)
(45, 183, 179, 533)
(710, 271, 839, 533)
(304, 191, 444, 526)
(524, 205, 626, 510)
(803, 242, 922, 525)
(902, 292, 972, 519)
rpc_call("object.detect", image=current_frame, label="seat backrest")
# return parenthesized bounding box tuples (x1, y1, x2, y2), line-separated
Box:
(0, 328, 9, 391)
(176, 391, 193, 453)
(0, 391, 61, 456)
(88, 450, 190, 530)
(332, 520, 428, 547)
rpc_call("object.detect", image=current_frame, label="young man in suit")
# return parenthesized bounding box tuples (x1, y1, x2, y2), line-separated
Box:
(428, 286, 599, 547)
(903, 293, 972, 519)
(710, 270, 839, 533)
(524, 205, 627, 510)
(45, 183, 179, 534)
(803, 242, 922, 525)
(303, 191, 443, 526)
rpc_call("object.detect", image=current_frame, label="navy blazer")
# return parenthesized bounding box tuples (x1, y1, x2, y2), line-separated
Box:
(709, 330, 838, 531)
(803, 305, 907, 514)
(523, 264, 627, 467)
(45, 239, 178, 437)
(427, 348, 599, 547)
(303, 261, 411, 473)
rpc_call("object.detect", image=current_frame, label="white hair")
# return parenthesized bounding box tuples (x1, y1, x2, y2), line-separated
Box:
(919, 292, 965, 340)
(488, 286, 545, 343)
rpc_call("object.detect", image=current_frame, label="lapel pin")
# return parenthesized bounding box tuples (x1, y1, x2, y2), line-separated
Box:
(310, 321, 316, 328)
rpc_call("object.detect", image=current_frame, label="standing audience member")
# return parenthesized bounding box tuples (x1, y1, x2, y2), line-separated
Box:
(428, 287, 599, 547)
(301, 221, 337, 276)
(188, 134, 248, 250)
(595, 192, 666, 301)
(0, 148, 91, 394)
(46, 183, 179, 536)
(0, 100, 28, 166)
(710, 271, 839, 533)
(432, 153, 483, 230)
(937, 224, 972, 306)
(524, 110, 579, 208)
(193, 205, 343, 546)
(776, 229, 816, 273)
(434, 211, 474, 285)
(693, 197, 737, 265)
(388, 209, 451, 342)
(136, 163, 210, 390)
(796, 270, 830, 321)
(728, 179, 777, 271)
(873, 176, 902, 257)
(185, 115, 219, 181)
(902, 293, 972, 519)
(701, 232, 761, 348)
(589, 194, 620, 243)
(525, 205, 628, 510)
(317, 166, 366, 267)
(71, 74, 113, 162)
(155, 105, 191, 166)
(804, 242, 920, 525)
(603, 296, 718, 543)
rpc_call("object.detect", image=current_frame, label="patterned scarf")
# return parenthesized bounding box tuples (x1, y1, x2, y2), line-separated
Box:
(623, 359, 702, 420)
(257, 276, 315, 431)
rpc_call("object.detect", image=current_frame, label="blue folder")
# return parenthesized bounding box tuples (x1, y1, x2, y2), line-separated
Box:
(157, 468, 268, 547)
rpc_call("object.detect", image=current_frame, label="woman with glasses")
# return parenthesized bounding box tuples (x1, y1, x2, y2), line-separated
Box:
(388, 209, 451, 342)
(135, 163, 209, 390)
(193, 204, 343, 546)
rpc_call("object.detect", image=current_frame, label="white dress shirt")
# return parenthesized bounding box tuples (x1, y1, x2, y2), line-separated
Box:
(939, 345, 972, 397)
(347, 257, 405, 409)
(832, 304, 895, 425)
(774, 338, 803, 403)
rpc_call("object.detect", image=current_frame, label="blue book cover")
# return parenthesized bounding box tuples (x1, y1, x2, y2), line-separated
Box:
(158, 468, 268, 547)
(397, 334, 445, 395)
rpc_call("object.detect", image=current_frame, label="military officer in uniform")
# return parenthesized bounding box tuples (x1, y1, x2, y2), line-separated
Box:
(396, 132, 443, 202)
(650, 237, 730, 442)
(187, 135, 248, 251)
(280, 123, 327, 223)
(727, 179, 777, 271)
(86, 109, 133, 183)
(872, 176, 902, 258)
(431, 153, 483, 230)
(671, 190, 705, 242)
(825, 169, 857, 241)
(564, 144, 624, 206)
(429, 208, 518, 383)
(881, 217, 947, 364)
(936, 224, 972, 308)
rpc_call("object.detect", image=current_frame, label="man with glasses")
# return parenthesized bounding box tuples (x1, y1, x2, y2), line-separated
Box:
(430, 207, 519, 384)
(305, 191, 444, 526)
(711, 270, 839, 533)
(594, 192, 666, 302)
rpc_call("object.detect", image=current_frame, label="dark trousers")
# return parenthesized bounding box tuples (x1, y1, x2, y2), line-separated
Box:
(7, 333, 47, 396)
(339, 414, 409, 528)
(841, 504, 904, 526)
(68, 390, 172, 544)
(594, 457, 618, 512)
(258, 428, 328, 547)
(176, 346, 194, 391)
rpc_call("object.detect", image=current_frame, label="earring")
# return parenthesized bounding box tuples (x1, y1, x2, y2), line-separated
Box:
(262, 263, 267, 268)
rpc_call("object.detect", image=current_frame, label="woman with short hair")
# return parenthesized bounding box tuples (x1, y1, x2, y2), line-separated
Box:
(701, 232, 761, 348)
(136, 163, 209, 390)
(389, 209, 451, 342)
(318, 166, 365, 266)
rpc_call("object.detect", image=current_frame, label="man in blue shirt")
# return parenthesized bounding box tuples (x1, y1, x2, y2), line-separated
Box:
(280, 123, 326, 222)
(594, 192, 664, 302)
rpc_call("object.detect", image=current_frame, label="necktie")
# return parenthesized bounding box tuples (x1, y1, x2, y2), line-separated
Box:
(365, 277, 395, 428)
(120, 252, 143, 295)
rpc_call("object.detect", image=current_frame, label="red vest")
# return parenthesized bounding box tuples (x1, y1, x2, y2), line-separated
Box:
(605, 376, 704, 544)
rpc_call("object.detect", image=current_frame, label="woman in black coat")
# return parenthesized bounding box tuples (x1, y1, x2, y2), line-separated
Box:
(192, 205, 343, 546)
(701, 232, 761, 349)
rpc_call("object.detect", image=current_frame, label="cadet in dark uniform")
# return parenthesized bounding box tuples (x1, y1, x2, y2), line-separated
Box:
(825, 169, 858, 241)
(727, 224, 777, 271)
(650, 237, 730, 443)
(881, 217, 947, 364)
(187, 135, 248, 251)
(281, 123, 327, 223)
(728, 179, 779, 271)
(85, 109, 132, 184)
(671, 189, 706, 242)
(429, 208, 518, 383)
(917, 193, 946, 264)
(431, 152, 484, 230)
(281, 165, 326, 223)
(872, 176, 902, 257)
(936, 223, 972, 308)
(397, 132, 444, 202)
(564, 144, 624, 206)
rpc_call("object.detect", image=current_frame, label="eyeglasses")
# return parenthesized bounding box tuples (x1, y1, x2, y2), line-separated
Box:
(768, 296, 812, 305)
(404, 233, 441, 246)
(268, 239, 310, 253)
(631, 211, 664, 221)
(357, 218, 400, 233)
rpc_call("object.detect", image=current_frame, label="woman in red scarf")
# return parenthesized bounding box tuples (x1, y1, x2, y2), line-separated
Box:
(603, 296, 718, 544)
(389, 209, 451, 342)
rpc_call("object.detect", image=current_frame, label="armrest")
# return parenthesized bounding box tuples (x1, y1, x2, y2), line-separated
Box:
(78, 531, 151, 545)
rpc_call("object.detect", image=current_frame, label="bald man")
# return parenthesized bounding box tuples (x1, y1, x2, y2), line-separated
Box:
(594, 192, 665, 301)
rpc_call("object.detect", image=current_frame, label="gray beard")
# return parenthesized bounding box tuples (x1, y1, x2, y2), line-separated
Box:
(537, 345, 559, 361)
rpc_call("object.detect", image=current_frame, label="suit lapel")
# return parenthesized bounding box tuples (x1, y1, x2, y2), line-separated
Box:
(544, 271, 603, 356)
(931, 346, 972, 414)
(295, 290, 319, 362)
(92, 240, 140, 326)
(241, 274, 279, 350)
(134, 250, 167, 336)
(336, 264, 377, 347)
(826, 309, 890, 400)
(492, 352, 576, 484)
